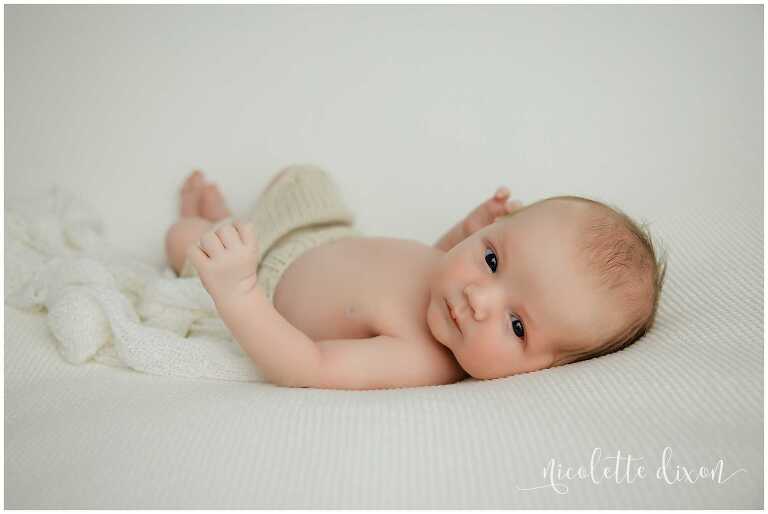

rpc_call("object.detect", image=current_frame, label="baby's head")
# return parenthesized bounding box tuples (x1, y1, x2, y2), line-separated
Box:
(426, 196, 667, 379)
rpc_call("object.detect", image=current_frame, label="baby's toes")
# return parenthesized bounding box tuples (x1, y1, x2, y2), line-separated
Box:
(200, 185, 231, 221)
(182, 170, 205, 193)
(180, 172, 206, 217)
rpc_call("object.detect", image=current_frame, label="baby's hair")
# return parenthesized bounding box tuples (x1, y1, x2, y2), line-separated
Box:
(502, 195, 668, 367)
(544, 196, 668, 367)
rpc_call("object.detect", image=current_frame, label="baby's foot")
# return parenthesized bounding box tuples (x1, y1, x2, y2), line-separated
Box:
(180, 170, 205, 217)
(200, 184, 232, 222)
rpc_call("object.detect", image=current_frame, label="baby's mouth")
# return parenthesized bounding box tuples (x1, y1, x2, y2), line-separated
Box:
(445, 299, 462, 334)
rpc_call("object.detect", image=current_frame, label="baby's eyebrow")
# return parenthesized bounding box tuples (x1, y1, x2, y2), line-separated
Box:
(517, 303, 537, 332)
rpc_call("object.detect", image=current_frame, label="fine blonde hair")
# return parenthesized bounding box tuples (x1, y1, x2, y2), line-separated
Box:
(504, 195, 669, 367)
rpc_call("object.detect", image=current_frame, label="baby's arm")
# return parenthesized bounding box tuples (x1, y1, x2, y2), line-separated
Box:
(434, 187, 522, 251)
(188, 221, 460, 389)
(214, 289, 459, 388)
(312, 335, 464, 389)
(188, 221, 323, 386)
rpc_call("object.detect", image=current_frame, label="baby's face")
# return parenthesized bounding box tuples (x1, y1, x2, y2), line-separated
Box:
(426, 199, 624, 379)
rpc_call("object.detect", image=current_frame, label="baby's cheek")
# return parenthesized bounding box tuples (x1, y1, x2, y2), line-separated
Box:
(485, 337, 524, 372)
(431, 258, 454, 287)
(465, 337, 504, 369)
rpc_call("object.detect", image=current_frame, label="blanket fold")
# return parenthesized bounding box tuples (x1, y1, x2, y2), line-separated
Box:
(5, 186, 263, 382)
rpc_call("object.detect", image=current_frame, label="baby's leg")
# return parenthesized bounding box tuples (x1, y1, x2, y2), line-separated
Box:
(165, 216, 215, 275)
(166, 170, 232, 275)
(167, 167, 290, 275)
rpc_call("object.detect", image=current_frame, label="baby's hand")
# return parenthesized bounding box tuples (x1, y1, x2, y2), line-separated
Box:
(187, 220, 261, 304)
(462, 187, 524, 236)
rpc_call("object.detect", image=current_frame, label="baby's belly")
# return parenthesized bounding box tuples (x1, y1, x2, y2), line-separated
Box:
(272, 237, 385, 341)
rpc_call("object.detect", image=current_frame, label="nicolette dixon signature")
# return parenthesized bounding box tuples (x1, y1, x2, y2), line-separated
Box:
(516, 447, 747, 495)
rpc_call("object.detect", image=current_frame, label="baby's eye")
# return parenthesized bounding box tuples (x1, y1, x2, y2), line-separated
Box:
(484, 246, 524, 339)
(484, 248, 498, 273)
(510, 314, 525, 339)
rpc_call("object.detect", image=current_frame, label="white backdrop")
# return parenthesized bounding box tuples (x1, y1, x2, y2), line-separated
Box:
(4, 5, 763, 509)
(6, 5, 762, 267)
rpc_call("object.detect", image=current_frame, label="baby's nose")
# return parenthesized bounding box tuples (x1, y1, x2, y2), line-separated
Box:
(464, 284, 498, 321)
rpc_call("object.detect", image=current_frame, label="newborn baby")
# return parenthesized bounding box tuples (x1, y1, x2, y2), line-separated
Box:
(166, 167, 666, 390)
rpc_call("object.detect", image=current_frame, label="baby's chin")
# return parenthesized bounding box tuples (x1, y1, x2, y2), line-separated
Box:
(426, 297, 454, 349)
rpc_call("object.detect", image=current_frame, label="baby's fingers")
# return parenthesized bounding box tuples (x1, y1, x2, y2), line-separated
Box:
(487, 195, 522, 215)
(214, 224, 242, 249)
(234, 220, 257, 248)
(490, 187, 524, 212)
(199, 230, 225, 257)
(187, 244, 210, 269)
(504, 199, 523, 213)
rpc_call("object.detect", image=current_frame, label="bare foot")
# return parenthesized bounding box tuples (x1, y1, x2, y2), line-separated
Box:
(200, 183, 232, 222)
(180, 170, 205, 217)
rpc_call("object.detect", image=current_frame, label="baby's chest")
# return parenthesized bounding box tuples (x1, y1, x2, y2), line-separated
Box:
(272, 237, 431, 343)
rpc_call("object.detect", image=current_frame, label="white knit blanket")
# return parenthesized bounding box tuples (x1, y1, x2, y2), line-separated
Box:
(4, 186, 264, 382)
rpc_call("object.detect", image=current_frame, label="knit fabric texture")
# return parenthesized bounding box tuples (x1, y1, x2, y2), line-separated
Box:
(3, 165, 361, 382)
(180, 164, 362, 304)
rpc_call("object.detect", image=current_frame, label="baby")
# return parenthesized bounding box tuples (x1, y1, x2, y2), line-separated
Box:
(165, 166, 667, 390)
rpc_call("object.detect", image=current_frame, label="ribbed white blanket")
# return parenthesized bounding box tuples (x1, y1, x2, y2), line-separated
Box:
(4, 187, 763, 508)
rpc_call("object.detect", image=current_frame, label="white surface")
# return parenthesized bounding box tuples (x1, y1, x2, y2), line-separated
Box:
(4, 5, 763, 508)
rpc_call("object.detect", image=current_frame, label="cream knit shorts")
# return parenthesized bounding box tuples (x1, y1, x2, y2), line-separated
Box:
(180, 164, 363, 304)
